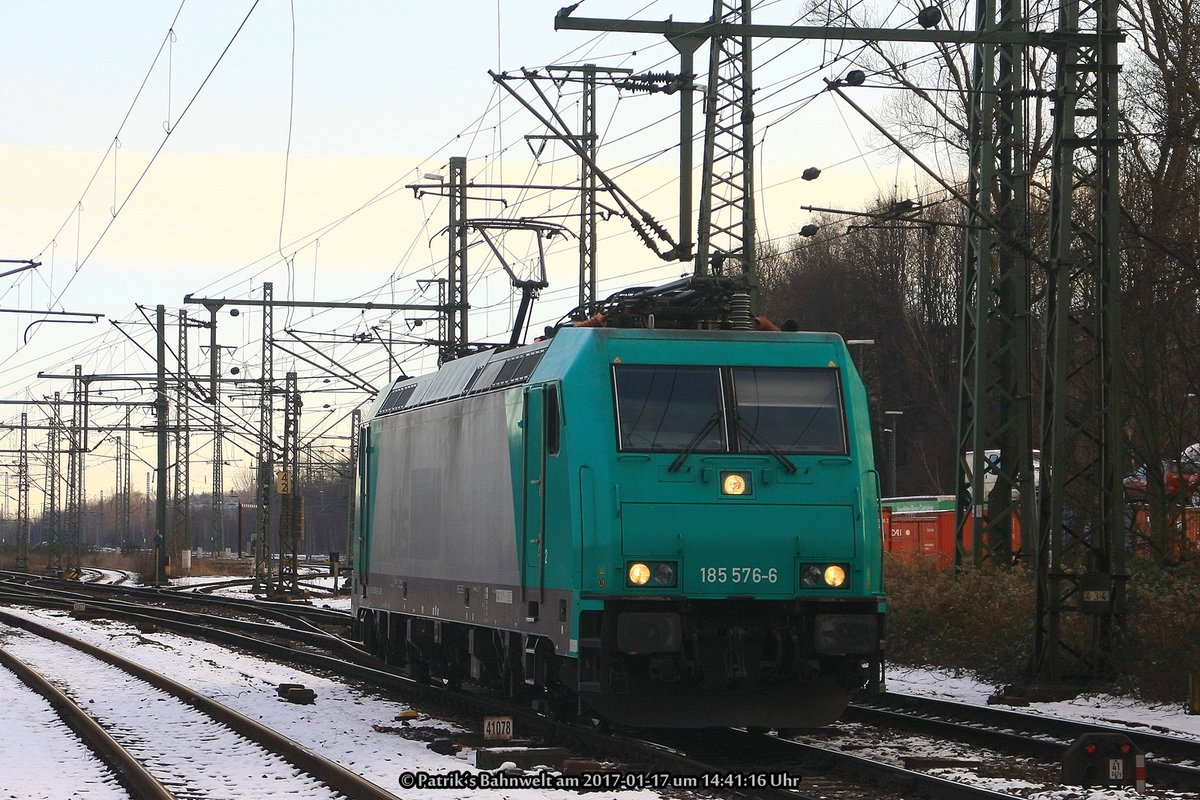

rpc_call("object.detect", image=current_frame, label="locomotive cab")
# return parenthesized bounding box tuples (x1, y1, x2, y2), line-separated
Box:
(560, 329, 885, 727)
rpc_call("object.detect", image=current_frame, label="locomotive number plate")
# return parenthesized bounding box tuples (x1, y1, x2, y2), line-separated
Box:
(699, 566, 779, 584)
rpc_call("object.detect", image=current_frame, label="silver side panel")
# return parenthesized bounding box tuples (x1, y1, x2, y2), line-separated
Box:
(369, 391, 519, 586)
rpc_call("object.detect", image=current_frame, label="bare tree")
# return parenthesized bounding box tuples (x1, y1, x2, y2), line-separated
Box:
(765, 191, 964, 493)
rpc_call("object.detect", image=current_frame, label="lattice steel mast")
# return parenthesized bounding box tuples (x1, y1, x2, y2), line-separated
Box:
(42, 393, 62, 575)
(16, 413, 29, 572)
(955, 0, 1036, 569)
(211, 342, 224, 553)
(445, 157, 469, 364)
(579, 65, 598, 315)
(345, 406, 361, 592)
(155, 305, 170, 585)
(174, 310, 191, 565)
(277, 370, 302, 595)
(64, 365, 84, 575)
(696, 0, 756, 305)
(1033, 0, 1125, 685)
(255, 282, 274, 589)
(122, 426, 132, 540)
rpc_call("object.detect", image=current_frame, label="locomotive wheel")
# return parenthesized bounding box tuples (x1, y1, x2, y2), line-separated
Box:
(443, 662, 466, 690)
(544, 684, 577, 723)
(586, 715, 613, 735)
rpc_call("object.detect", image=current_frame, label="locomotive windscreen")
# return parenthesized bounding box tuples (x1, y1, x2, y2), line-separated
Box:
(613, 365, 726, 452)
(732, 367, 847, 455)
(613, 364, 846, 455)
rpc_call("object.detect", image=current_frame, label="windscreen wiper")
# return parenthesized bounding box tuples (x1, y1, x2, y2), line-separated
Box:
(736, 415, 798, 474)
(668, 412, 721, 473)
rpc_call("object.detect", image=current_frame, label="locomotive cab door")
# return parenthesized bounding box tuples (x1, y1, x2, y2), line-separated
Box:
(522, 385, 548, 604)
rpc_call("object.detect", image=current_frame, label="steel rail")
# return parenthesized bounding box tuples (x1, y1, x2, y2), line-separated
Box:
(768, 734, 1026, 799)
(852, 692, 1200, 791)
(0, 579, 1095, 798)
(0, 590, 369, 669)
(635, 726, 1021, 800)
(0, 569, 352, 625)
(0, 597, 801, 798)
(0, 587, 850, 799)
(0, 610, 400, 800)
(0, 645, 175, 800)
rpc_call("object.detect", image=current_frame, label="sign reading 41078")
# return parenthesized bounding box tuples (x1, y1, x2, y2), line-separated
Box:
(483, 716, 513, 741)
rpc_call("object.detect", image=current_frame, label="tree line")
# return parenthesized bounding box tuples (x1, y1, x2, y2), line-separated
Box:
(756, 0, 1200, 563)
(0, 463, 354, 565)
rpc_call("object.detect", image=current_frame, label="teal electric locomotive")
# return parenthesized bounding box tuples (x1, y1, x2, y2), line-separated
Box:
(353, 279, 885, 728)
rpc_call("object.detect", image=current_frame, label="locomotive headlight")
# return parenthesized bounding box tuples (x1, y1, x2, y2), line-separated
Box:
(721, 471, 752, 495)
(802, 563, 850, 588)
(626, 561, 678, 587)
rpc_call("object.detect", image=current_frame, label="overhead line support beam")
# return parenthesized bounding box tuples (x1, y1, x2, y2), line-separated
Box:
(555, 12, 1117, 47)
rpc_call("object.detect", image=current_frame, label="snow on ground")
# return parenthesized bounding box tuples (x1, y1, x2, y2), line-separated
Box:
(0, 656, 127, 800)
(5, 630, 343, 800)
(0, 605, 659, 800)
(787, 666, 1200, 800)
(167, 572, 354, 613)
(889, 665, 1200, 741)
(16, 569, 1200, 799)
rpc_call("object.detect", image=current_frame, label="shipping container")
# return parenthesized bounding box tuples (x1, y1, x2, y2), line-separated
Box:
(1130, 504, 1200, 560)
(882, 495, 1022, 569)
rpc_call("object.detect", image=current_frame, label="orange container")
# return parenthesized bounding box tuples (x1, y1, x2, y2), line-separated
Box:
(883, 504, 1023, 570)
(885, 508, 956, 570)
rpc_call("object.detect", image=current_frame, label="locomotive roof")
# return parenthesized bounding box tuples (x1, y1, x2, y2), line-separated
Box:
(368, 339, 552, 420)
(367, 326, 849, 421)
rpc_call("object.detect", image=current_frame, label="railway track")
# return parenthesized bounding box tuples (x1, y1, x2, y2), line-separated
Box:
(0, 598, 773, 798)
(0, 571, 353, 656)
(0, 642, 165, 800)
(0, 610, 398, 800)
(632, 727, 1026, 800)
(6, 576, 1193, 799)
(846, 692, 1200, 793)
(78, 568, 133, 585)
(0, 569, 351, 628)
(0, 605, 1021, 799)
(0, 587, 896, 799)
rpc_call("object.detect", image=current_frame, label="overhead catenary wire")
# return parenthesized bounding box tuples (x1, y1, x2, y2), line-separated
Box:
(28, 0, 189, 289)
(3, 0, 974, 504)
(28, 1, 264, 327)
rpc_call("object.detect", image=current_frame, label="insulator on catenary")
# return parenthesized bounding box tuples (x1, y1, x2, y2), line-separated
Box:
(730, 293, 753, 329)
(573, 313, 608, 328)
(615, 72, 681, 93)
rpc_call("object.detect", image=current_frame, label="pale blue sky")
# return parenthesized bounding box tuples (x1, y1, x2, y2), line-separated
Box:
(0, 0, 917, 504)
